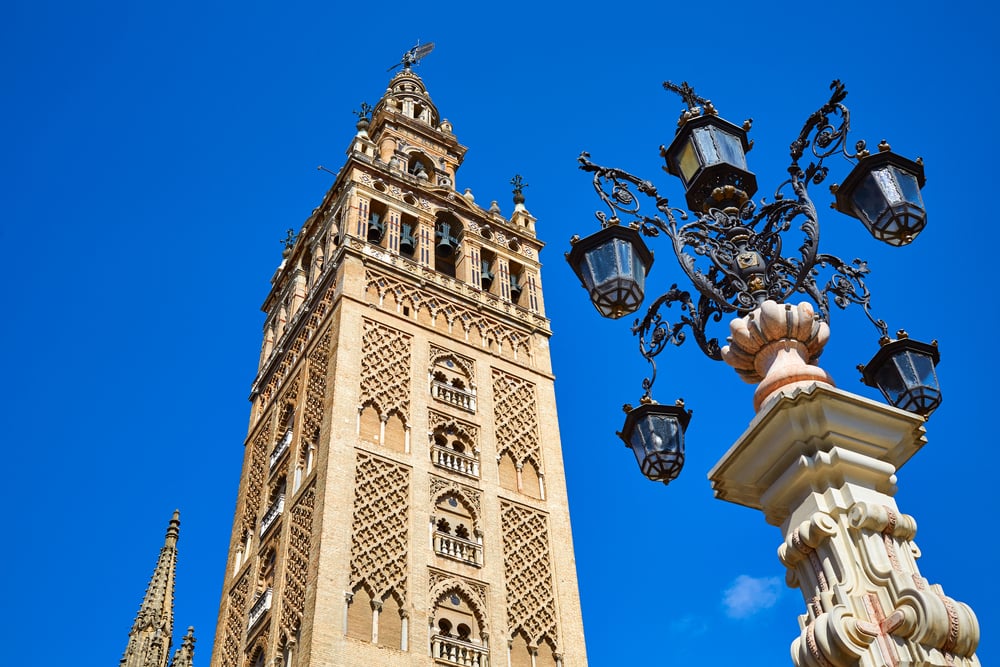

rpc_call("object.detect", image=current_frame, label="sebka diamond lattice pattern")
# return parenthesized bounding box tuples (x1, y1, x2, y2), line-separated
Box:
(349, 452, 409, 604)
(359, 319, 411, 423)
(501, 501, 558, 649)
(492, 370, 542, 469)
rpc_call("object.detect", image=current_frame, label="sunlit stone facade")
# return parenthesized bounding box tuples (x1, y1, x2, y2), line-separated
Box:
(207, 67, 587, 667)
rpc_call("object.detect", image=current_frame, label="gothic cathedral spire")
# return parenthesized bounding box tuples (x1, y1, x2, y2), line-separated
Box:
(121, 511, 196, 667)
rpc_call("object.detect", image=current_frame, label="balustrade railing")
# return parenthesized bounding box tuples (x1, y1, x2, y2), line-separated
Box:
(247, 588, 272, 630)
(269, 430, 292, 470)
(431, 635, 489, 667)
(259, 494, 285, 537)
(432, 445, 479, 478)
(434, 531, 482, 566)
(432, 381, 476, 412)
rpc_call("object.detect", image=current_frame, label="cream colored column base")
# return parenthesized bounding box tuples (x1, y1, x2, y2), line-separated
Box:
(710, 384, 980, 667)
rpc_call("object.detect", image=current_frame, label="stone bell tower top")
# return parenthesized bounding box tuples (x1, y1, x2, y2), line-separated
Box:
(363, 67, 469, 194)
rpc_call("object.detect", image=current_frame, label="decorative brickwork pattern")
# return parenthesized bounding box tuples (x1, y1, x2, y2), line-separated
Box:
(219, 572, 249, 667)
(280, 483, 315, 635)
(492, 370, 542, 470)
(428, 569, 490, 633)
(428, 410, 479, 442)
(257, 283, 335, 416)
(243, 416, 272, 536)
(365, 268, 532, 362)
(501, 501, 558, 649)
(245, 629, 269, 666)
(359, 319, 411, 423)
(302, 329, 330, 452)
(349, 452, 410, 605)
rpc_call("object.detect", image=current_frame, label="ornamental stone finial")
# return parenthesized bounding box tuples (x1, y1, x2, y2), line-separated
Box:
(721, 301, 833, 411)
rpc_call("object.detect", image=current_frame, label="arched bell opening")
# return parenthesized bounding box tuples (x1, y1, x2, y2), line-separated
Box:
(508, 259, 525, 305)
(407, 151, 434, 181)
(367, 200, 389, 245)
(434, 212, 463, 278)
(479, 248, 496, 292)
(399, 211, 418, 258)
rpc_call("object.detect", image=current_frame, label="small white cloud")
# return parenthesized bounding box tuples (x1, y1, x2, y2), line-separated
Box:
(722, 575, 782, 619)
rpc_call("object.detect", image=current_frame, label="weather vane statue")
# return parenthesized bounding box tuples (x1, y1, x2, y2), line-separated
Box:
(387, 41, 435, 72)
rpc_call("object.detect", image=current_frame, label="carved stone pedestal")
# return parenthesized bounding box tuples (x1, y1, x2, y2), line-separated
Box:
(712, 301, 980, 666)
(710, 383, 980, 666)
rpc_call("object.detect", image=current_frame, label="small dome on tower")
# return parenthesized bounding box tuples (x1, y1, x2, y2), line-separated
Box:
(376, 69, 440, 127)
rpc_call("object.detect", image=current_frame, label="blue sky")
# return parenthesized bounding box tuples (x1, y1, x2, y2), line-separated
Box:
(3, 1, 996, 665)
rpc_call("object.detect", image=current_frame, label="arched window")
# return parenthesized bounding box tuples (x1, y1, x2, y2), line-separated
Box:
(430, 590, 488, 665)
(429, 353, 476, 413)
(407, 152, 433, 180)
(432, 493, 481, 566)
(430, 423, 478, 477)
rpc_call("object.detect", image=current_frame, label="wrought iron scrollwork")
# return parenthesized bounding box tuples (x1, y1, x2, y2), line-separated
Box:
(633, 286, 725, 398)
(579, 80, 891, 377)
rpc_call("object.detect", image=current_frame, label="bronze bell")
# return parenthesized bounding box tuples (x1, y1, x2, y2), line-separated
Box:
(436, 222, 458, 257)
(367, 212, 385, 243)
(480, 260, 494, 291)
(509, 275, 523, 303)
(399, 223, 416, 256)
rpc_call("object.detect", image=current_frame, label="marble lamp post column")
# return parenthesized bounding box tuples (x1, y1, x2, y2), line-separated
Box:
(711, 300, 980, 667)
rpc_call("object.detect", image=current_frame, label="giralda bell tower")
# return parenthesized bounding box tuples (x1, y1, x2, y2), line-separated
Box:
(209, 52, 588, 667)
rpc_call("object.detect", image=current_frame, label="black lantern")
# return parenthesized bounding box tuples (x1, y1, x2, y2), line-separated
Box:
(833, 149, 927, 246)
(617, 400, 692, 484)
(661, 114, 758, 212)
(859, 334, 941, 417)
(565, 224, 654, 319)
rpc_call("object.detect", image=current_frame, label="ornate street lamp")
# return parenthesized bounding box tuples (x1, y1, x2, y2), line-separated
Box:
(566, 79, 984, 667)
(659, 82, 757, 212)
(568, 79, 940, 482)
(565, 222, 653, 319)
(618, 399, 691, 484)
(859, 331, 941, 416)
(832, 142, 927, 246)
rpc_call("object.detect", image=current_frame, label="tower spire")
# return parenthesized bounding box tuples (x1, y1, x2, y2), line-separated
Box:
(120, 511, 181, 667)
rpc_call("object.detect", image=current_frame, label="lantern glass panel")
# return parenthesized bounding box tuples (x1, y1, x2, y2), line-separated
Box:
(910, 351, 938, 386)
(716, 129, 748, 169)
(892, 166, 924, 209)
(677, 139, 700, 184)
(852, 170, 891, 225)
(693, 127, 721, 165)
(873, 358, 907, 405)
(632, 412, 681, 457)
(584, 238, 621, 289)
(874, 167, 903, 204)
